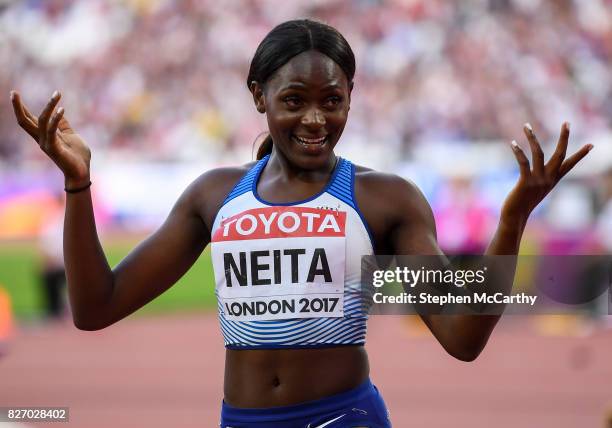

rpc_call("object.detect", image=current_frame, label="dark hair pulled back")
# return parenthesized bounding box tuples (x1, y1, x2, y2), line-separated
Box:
(247, 19, 356, 159)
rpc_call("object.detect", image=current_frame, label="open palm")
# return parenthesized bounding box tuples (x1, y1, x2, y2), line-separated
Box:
(501, 122, 593, 222)
(11, 91, 91, 187)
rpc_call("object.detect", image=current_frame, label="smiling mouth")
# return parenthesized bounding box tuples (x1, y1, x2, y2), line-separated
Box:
(292, 135, 328, 147)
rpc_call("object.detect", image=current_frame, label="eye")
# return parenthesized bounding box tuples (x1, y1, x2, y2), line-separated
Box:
(283, 96, 303, 108)
(324, 96, 343, 109)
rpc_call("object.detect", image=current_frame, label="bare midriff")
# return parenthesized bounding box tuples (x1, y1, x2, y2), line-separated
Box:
(223, 346, 369, 408)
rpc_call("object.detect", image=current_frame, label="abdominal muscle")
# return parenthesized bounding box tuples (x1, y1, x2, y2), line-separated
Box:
(223, 346, 370, 408)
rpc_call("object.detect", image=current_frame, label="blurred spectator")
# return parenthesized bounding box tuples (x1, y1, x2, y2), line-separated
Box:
(0, 0, 610, 165)
(433, 175, 496, 254)
(0, 0, 609, 239)
(0, 284, 13, 357)
(595, 168, 612, 251)
(38, 192, 67, 319)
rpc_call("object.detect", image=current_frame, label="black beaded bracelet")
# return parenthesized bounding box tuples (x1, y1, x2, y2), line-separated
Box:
(64, 181, 92, 194)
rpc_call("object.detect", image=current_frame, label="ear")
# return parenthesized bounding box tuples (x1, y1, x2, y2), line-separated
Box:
(348, 81, 354, 110)
(249, 81, 266, 114)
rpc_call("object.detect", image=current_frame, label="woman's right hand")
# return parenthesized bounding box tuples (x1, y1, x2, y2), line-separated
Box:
(11, 90, 91, 188)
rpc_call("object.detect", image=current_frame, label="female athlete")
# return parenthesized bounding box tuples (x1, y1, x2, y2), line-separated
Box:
(10, 19, 592, 428)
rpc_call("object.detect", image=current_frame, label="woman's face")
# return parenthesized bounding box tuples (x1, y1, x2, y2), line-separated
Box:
(252, 50, 352, 170)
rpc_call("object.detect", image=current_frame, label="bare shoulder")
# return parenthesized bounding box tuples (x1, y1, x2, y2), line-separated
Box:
(352, 163, 435, 251)
(185, 161, 257, 231)
(353, 163, 428, 212)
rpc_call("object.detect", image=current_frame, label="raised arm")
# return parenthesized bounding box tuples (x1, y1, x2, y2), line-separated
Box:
(360, 123, 592, 361)
(383, 176, 488, 361)
(10, 91, 223, 330)
(64, 178, 209, 330)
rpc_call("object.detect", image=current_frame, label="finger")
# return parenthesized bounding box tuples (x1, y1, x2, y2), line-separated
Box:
(511, 140, 530, 177)
(10, 91, 39, 140)
(558, 144, 593, 180)
(15, 94, 41, 129)
(57, 114, 73, 133)
(523, 123, 545, 176)
(46, 107, 64, 152)
(22, 99, 40, 124)
(38, 91, 61, 141)
(546, 122, 569, 175)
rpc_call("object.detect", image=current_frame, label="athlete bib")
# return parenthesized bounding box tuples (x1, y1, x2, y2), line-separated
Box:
(212, 206, 346, 321)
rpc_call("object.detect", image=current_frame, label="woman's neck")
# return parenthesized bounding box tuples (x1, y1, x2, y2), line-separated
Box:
(266, 148, 337, 184)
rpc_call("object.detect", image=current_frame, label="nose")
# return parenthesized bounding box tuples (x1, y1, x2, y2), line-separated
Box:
(301, 107, 326, 128)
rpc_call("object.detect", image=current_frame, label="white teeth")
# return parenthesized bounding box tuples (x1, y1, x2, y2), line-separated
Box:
(295, 136, 326, 144)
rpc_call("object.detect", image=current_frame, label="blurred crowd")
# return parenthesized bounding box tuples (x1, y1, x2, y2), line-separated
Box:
(0, 0, 610, 163)
(0, 0, 610, 247)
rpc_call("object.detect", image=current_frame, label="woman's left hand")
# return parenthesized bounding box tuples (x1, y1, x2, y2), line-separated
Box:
(501, 122, 593, 223)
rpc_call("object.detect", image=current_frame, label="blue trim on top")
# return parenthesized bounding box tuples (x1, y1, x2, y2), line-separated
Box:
(326, 158, 355, 209)
(252, 155, 343, 206)
(222, 156, 269, 205)
(225, 342, 364, 350)
(350, 163, 376, 249)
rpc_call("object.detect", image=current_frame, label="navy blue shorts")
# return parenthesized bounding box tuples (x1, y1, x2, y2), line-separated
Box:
(220, 378, 392, 427)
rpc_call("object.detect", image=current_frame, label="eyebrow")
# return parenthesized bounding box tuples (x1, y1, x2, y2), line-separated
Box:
(281, 83, 307, 91)
(279, 81, 343, 91)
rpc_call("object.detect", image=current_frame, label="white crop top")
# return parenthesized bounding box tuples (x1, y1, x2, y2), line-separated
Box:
(210, 155, 374, 349)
